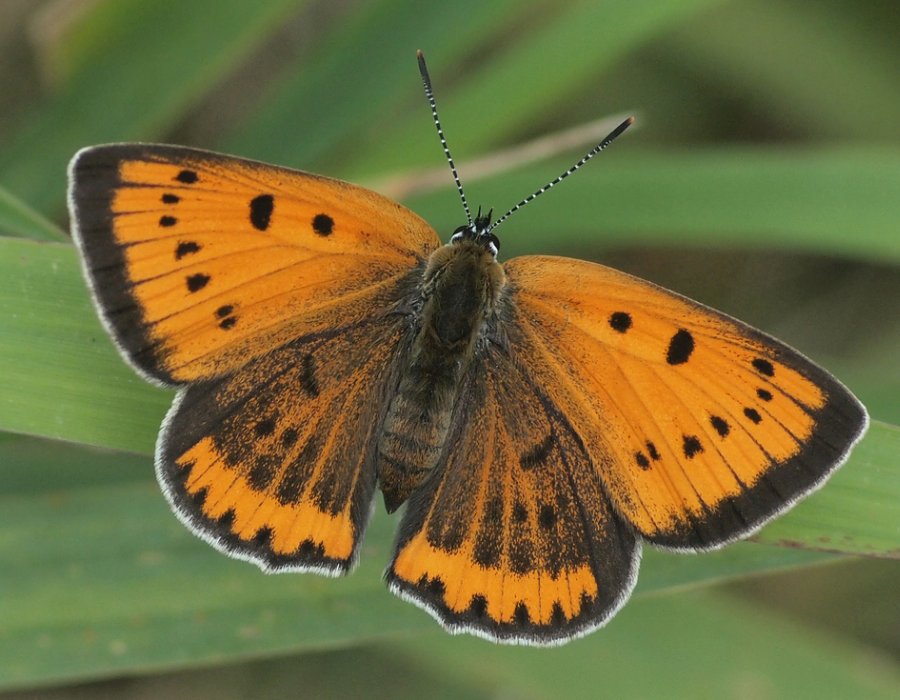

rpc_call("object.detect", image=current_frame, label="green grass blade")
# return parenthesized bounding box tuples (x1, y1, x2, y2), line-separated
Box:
(0, 185, 65, 241)
(384, 590, 900, 699)
(221, 0, 729, 176)
(221, 0, 531, 167)
(661, 0, 900, 141)
(0, 0, 303, 215)
(0, 432, 859, 690)
(0, 238, 170, 454)
(755, 421, 900, 558)
(343, 0, 730, 178)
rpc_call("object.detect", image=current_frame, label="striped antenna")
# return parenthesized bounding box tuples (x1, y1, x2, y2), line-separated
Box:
(417, 50, 472, 225)
(488, 116, 635, 233)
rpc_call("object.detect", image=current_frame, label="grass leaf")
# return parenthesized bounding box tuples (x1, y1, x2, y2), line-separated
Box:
(0, 432, 859, 690)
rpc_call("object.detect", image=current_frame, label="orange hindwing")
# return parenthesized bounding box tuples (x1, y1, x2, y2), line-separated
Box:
(386, 340, 639, 644)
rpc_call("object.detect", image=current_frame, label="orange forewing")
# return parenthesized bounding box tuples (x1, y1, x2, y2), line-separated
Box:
(504, 256, 868, 549)
(69, 144, 439, 384)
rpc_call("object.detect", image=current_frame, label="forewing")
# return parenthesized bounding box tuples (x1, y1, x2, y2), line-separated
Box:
(386, 341, 639, 645)
(68, 144, 439, 384)
(504, 255, 868, 550)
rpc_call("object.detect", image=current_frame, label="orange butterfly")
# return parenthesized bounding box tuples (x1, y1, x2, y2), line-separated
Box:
(67, 51, 867, 645)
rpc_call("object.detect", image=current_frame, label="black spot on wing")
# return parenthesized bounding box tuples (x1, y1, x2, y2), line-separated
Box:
(538, 503, 556, 529)
(175, 241, 200, 259)
(162, 193, 180, 204)
(254, 417, 276, 437)
(186, 273, 210, 293)
(757, 388, 773, 401)
(636, 442, 661, 468)
(312, 213, 334, 236)
(642, 371, 867, 552)
(176, 169, 198, 184)
(752, 358, 775, 376)
(710, 415, 730, 437)
(159, 215, 177, 227)
(666, 329, 694, 365)
(512, 501, 528, 523)
(249, 194, 274, 231)
(744, 407, 762, 424)
(215, 304, 238, 330)
(609, 311, 632, 333)
(682, 435, 703, 458)
(281, 428, 298, 448)
(520, 434, 554, 470)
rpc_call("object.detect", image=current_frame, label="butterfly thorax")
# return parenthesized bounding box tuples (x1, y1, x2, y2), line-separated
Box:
(378, 235, 506, 512)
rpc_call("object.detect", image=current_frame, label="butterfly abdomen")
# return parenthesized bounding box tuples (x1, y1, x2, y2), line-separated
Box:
(377, 241, 506, 511)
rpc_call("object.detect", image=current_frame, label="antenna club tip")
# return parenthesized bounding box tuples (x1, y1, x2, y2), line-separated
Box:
(417, 50, 429, 79)
(625, 116, 635, 126)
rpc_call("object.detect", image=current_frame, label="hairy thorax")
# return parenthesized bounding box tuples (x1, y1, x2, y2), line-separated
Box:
(378, 240, 506, 510)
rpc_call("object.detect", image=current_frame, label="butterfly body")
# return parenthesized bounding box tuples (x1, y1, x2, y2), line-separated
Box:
(379, 229, 506, 511)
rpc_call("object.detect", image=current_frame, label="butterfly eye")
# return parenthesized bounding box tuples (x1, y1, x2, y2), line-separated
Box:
(451, 224, 476, 245)
(486, 233, 500, 256)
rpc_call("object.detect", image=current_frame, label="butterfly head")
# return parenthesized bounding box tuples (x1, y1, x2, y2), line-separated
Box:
(424, 203, 506, 322)
(450, 208, 500, 258)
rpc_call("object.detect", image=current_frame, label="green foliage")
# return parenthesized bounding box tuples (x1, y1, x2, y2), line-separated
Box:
(0, 0, 897, 696)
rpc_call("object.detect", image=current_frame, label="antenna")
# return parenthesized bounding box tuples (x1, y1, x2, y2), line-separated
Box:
(488, 116, 634, 233)
(416, 50, 635, 235)
(417, 50, 472, 225)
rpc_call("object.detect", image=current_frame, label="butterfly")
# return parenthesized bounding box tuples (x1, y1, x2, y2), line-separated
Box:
(67, 51, 868, 646)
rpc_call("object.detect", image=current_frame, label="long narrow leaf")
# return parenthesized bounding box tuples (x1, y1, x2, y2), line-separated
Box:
(0, 0, 304, 214)
(0, 433, 846, 690)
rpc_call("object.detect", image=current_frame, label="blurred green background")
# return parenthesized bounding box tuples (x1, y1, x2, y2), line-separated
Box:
(1, 0, 898, 697)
